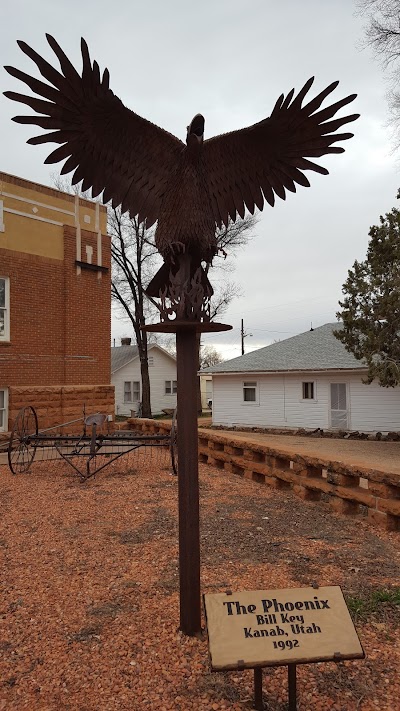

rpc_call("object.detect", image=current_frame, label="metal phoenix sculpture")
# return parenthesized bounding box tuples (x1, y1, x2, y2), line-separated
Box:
(4, 35, 359, 321)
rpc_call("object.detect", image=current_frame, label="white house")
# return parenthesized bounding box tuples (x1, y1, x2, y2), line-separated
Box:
(202, 323, 400, 433)
(111, 341, 177, 416)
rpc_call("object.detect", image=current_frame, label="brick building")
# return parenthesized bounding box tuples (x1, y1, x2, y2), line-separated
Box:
(0, 171, 114, 433)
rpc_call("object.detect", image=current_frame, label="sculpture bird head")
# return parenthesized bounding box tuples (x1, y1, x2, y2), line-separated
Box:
(186, 114, 205, 146)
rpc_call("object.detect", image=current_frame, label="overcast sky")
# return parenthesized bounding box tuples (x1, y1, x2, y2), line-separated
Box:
(1, 0, 399, 360)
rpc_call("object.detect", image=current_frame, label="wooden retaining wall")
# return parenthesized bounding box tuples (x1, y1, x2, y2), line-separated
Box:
(128, 418, 400, 533)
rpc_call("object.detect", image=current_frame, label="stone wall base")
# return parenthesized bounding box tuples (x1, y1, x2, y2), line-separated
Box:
(8, 385, 115, 433)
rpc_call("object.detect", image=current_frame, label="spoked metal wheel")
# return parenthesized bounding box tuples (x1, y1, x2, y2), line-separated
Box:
(170, 407, 178, 476)
(8, 406, 38, 474)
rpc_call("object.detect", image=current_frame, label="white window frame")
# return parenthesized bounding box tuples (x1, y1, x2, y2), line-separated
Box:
(0, 388, 8, 433)
(242, 381, 259, 405)
(124, 381, 132, 403)
(301, 381, 316, 401)
(124, 381, 140, 403)
(330, 382, 349, 430)
(132, 381, 140, 402)
(0, 276, 10, 342)
(165, 380, 177, 395)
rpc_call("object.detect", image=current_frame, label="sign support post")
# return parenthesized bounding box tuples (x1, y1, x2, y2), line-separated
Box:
(254, 667, 263, 710)
(288, 664, 297, 711)
(253, 664, 297, 710)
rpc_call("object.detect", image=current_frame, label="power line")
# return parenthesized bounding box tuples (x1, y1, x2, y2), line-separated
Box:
(250, 328, 291, 334)
(226, 293, 337, 318)
(241, 318, 252, 355)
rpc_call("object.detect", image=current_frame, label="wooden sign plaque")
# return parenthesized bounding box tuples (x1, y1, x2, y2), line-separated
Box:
(204, 585, 364, 671)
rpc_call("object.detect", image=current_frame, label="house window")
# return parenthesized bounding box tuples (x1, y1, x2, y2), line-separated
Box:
(302, 382, 315, 400)
(124, 381, 140, 403)
(132, 381, 140, 401)
(243, 381, 258, 403)
(330, 383, 348, 429)
(0, 389, 8, 432)
(124, 382, 132, 403)
(0, 277, 10, 341)
(165, 380, 177, 395)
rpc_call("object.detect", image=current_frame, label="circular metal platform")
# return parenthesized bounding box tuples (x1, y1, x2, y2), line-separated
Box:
(142, 321, 232, 334)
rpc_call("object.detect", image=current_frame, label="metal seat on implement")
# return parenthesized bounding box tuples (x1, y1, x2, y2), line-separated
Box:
(85, 413, 108, 427)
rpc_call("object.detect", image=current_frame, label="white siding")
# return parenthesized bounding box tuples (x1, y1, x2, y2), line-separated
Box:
(349, 378, 400, 432)
(212, 371, 400, 433)
(112, 346, 177, 416)
(148, 348, 177, 414)
(113, 361, 141, 416)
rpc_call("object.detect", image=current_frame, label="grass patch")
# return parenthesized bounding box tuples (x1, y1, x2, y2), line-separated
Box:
(346, 587, 400, 623)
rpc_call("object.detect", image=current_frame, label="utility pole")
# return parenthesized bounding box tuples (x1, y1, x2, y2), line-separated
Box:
(241, 319, 252, 355)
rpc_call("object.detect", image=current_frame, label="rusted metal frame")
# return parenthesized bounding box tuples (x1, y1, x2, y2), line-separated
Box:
(82, 445, 143, 480)
(23, 433, 171, 447)
(90, 422, 98, 457)
(7, 409, 173, 478)
(54, 440, 170, 480)
(34, 417, 85, 435)
(7, 405, 38, 474)
(54, 449, 89, 481)
(85, 442, 170, 473)
(57, 436, 89, 457)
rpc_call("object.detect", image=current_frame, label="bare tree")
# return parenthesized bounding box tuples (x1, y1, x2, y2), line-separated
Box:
(110, 214, 257, 417)
(52, 174, 159, 418)
(110, 208, 162, 417)
(150, 214, 257, 409)
(357, 0, 400, 149)
(199, 345, 223, 369)
(193, 213, 257, 410)
(52, 172, 92, 198)
(52, 173, 256, 416)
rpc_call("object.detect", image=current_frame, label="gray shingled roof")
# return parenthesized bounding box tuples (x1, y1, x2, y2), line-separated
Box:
(203, 323, 366, 374)
(111, 343, 177, 374)
(111, 345, 139, 374)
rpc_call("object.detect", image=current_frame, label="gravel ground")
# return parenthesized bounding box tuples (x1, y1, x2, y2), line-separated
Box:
(0, 448, 399, 710)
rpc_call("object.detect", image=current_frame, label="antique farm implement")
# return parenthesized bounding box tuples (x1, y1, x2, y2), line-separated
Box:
(7, 406, 178, 480)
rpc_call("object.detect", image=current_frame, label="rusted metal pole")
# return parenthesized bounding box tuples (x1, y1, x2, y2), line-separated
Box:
(176, 325, 201, 636)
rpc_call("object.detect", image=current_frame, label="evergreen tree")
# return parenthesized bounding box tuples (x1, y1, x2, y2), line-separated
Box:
(335, 191, 400, 387)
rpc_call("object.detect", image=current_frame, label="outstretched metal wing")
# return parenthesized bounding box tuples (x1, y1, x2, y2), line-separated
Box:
(4, 36, 359, 232)
(4, 34, 184, 227)
(203, 78, 359, 227)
